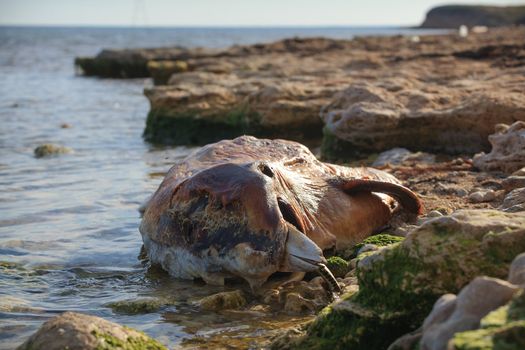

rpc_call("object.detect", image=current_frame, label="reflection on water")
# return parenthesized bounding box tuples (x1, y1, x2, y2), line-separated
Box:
(0, 26, 441, 348)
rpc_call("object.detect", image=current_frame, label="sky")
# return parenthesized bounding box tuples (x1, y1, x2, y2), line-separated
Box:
(0, 0, 523, 27)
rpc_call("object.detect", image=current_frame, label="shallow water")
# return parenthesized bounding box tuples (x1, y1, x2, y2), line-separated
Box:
(0, 26, 443, 349)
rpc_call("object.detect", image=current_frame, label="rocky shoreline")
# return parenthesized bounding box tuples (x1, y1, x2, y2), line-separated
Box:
(20, 26, 524, 349)
(78, 27, 525, 158)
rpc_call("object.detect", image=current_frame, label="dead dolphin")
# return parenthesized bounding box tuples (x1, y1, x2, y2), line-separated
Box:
(140, 136, 422, 289)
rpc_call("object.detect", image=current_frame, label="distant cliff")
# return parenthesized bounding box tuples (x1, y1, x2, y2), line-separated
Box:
(421, 5, 525, 28)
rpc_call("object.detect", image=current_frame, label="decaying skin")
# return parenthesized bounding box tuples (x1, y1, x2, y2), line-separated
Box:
(140, 136, 422, 289)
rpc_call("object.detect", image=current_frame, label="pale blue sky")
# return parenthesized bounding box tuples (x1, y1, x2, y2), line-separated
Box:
(0, 0, 523, 27)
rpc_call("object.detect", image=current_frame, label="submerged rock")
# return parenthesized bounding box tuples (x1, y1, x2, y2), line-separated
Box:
(34, 143, 71, 158)
(473, 121, 525, 174)
(17, 311, 166, 350)
(286, 210, 525, 350)
(500, 188, 525, 212)
(106, 298, 164, 315)
(198, 290, 247, 311)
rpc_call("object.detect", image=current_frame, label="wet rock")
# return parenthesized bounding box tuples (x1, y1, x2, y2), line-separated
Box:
(284, 292, 318, 314)
(473, 121, 525, 174)
(198, 290, 247, 311)
(468, 189, 496, 203)
(106, 298, 163, 315)
(16, 311, 166, 350)
(291, 210, 525, 350)
(34, 144, 71, 158)
(372, 148, 436, 167)
(502, 176, 525, 192)
(499, 188, 525, 212)
(420, 276, 519, 350)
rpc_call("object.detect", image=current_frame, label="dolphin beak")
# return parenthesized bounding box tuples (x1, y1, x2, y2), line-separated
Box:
(281, 224, 326, 272)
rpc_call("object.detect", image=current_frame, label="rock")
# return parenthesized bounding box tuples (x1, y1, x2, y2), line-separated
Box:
(473, 121, 525, 174)
(342, 233, 404, 260)
(499, 188, 525, 212)
(420, 5, 525, 28)
(508, 252, 525, 286)
(321, 82, 525, 161)
(326, 256, 350, 278)
(450, 289, 525, 350)
(420, 276, 519, 350)
(502, 176, 525, 192)
(372, 148, 436, 167)
(105, 298, 163, 315)
(284, 292, 318, 314)
(16, 311, 166, 350)
(512, 167, 525, 176)
(468, 189, 496, 203)
(427, 210, 444, 218)
(34, 144, 71, 158)
(290, 210, 525, 350)
(147, 60, 189, 85)
(198, 290, 247, 311)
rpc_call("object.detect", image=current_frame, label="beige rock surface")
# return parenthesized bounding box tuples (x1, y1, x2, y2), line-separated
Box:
(473, 121, 525, 174)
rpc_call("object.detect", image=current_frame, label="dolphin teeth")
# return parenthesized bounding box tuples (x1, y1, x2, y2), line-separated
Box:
(318, 263, 342, 294)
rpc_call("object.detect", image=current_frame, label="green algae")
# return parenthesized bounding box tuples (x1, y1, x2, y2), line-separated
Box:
(326, 257, 349, 278)
(290, 211, 525, 350)
(343, 233, 404, 259)
(91, 329, 167, 350)
(106, 298, 164, 315)
(75, 57, 149, 78)
(143, 109, 322, 146)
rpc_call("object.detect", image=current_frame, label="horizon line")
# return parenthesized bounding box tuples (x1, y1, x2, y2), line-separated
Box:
(0, 23, 422, 29)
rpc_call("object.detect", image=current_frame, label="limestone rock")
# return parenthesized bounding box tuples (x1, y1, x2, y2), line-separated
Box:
(147, 60, 189, 85)
(468, 189, 496, 203)
(499, 188, 525, 212)
(198, 290, 247, 311)
(509, 252, 525, 286)
(420, 277, 519, 350)
(34, 144, 71, 158)
(290, 210, 525, 350)
(321, 83, 525, 160)
(372, 148, 436, 167)
(473, 121, 525, 174)
(16, 311, 166, 350)
(450, 289, 525, 350)
(502, 176, 525, 192)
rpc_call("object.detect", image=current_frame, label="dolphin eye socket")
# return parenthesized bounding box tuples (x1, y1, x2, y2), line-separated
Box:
(259, 163, 274, 178)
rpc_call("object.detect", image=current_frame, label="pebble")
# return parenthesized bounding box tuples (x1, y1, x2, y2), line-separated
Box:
(426, 210, 443, 218)
(468, 190, 496, 203)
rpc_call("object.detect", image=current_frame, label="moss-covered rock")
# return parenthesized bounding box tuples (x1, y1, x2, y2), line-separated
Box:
(16, 311, 166, 350)
(198, 290, 247, 311)
(342, 233, 404, 260)
(289, 210, 525, 350)
(147, 60, 189, 85)
(106, 298, 163, 315)
(326, 257, 350, 278)
(451, 290, 525, 350)
(75, 57, 150, 78)
(34, 143, 72, 158)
